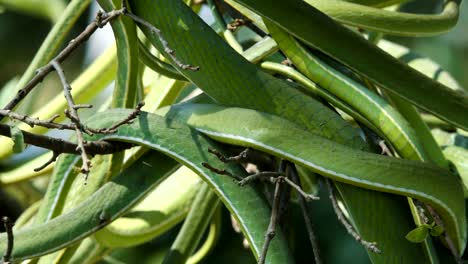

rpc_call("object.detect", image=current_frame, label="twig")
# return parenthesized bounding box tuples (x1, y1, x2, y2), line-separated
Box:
(205, 149, 321, 262)
(258, 179, 282, 264)
(271, 176, 319, 201)
(237, 171, 283, 186)
(287, 163, 322, 264)
(0, 123, 132, 156)
(205, 148, 318, 200)
(0, 105, 143, 135)
(0, 110, 75, 130)
(88, 102, 145, 134)
(237, 171, 320, 201)
(208, 148, 250, 163)
(208, 148, 274, 169)
(34, 152, 60, 172)
(326, 179, 381, 254)
(201, 162, 243, 181)
(2, 217, 14, 264)
(122, 12, 199, 71)
(0, 104, 141, 173)
(52, 60, 91, 177)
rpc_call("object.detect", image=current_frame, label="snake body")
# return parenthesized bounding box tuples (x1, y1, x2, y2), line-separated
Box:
(0, 0, 466, 263)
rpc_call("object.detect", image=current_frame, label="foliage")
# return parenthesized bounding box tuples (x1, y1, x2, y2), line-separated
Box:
(0, 0, 467, 263)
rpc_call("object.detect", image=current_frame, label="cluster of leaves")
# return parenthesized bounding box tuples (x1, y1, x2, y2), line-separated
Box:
(0, 0, 467, 263)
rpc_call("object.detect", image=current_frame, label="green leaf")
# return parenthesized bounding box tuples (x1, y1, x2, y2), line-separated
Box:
(406, 225, 430, 243)
(431, 225, 445, 237)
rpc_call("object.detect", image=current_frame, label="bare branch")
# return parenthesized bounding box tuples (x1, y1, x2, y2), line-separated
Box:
(0, 110, 75, 130)
(88, 102, 145, 134)
(52, 61, 91, 177)
(122, 11, 199, 71)
(0, 102, 144, 136)
(0, 124, 133, 156)
(271, 175, 319, 202)
(2, 217, 13, 264)
(201, 162, 244, 181)
(237, 171, 283, 186)
(287, 163, 321, 263)
(258, 180, 282, 264)
(205, 148, 319, 200)
(326, 179, 381, 254)
(208, 147, 274, 169)
(208, 147, 249, 163)
(34, 152, 60, 172)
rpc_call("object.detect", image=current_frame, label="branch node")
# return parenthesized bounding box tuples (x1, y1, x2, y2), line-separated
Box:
(96, 10, 106, 28)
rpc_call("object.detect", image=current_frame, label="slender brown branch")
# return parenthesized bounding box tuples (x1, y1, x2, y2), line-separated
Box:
(258, 179, 282, 264)
(208, 147, 274, 169)
(326, 179, 381, 254)
(0, 110, 75, 130)
(238, 171, 283, 186)
(2, 217, 13, 264)
(205, 148, 318, 200)
(88, 102, 145, 134)
(201, 162, 244, 181)
(271, 176, 319, 201)
(237, 171, 320, 201)
(208, 148, 249, 163)
(120, 0, 198, 70)
(0, 123, 133, 156)
(287, 163, 322, 263)
(34, 152, 60, 172)
(0, 102, 142, 173)
(52, 61, 91, 176)
(0, 104, 144, 135)
(123, 11, 199, 71)
(205, 149, 321, 262)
